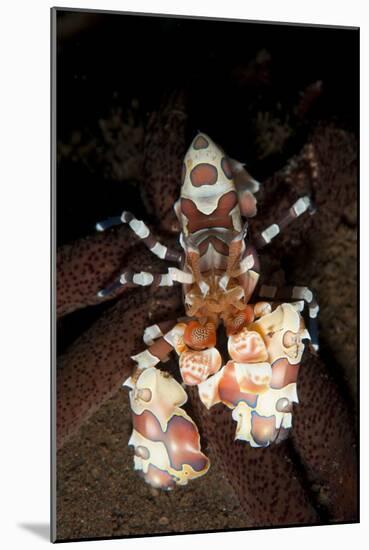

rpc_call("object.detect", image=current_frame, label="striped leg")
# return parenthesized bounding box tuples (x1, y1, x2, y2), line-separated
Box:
(131, 321, 188, 370)
(257, 284, 319, 350)
(97, 267, 194, 298)
(96, 211, 182, 263)
(143, 320, 178, 346)
(253, 196, 315, 249)
(131, 337, 175, 370)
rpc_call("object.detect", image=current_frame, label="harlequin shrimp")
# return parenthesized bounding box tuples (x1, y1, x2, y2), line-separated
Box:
(96, 133, 319, 490)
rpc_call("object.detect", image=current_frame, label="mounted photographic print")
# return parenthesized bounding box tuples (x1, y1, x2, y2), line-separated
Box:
(51, 7, 359, 543)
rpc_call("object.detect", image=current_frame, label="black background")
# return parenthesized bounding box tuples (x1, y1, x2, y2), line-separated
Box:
(57, 11, 359, 245)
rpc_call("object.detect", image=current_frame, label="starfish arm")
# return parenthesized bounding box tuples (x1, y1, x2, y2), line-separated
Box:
(57, 227, 134, 318)
(187, 386, 319, 527)
(56, 286, 182, 449)
(292, 351, 358, 521)
(57, 230, 178, 318)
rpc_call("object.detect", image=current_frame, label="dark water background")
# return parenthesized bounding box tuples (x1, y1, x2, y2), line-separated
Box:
(57, 10, 358, 245)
